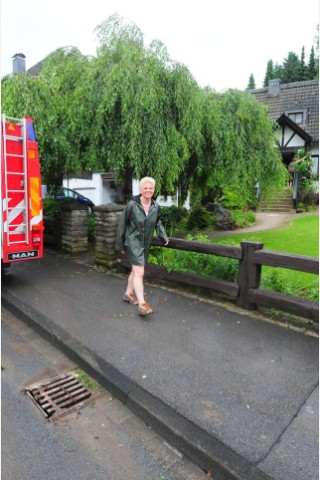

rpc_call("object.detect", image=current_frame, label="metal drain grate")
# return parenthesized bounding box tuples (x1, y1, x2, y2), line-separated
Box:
(24, 372, 104, 421)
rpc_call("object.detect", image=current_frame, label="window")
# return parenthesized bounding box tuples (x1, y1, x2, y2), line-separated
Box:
(288, 112, 304, 124)
(312, 156, 319, 176)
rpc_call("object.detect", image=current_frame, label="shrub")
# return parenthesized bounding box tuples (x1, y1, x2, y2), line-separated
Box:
(160, 206, 188, 231)
(221, 187, 249, 210)
(149, 234, 238, 282)
(187, 205, 213, 230)
(87, 214, 95, 243)
(299, 190, 319, 207)
(262, 268, 318, 302)
(43, 198, 62, 217)
(230, 209, 256, 228)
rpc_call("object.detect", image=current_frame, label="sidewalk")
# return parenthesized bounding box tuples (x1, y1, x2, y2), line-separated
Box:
(2, 246, 318, 480)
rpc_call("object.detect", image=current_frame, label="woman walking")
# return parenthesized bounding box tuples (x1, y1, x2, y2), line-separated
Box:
(115, 177, 169, 316)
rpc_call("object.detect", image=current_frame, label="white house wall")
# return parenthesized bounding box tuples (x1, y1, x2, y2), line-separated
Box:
(63, 174, 100, 205)
(63, 173, 125, 206)
(276, 126, 305, 148)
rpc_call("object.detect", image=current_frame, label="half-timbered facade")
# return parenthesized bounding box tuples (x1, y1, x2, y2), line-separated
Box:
(250, 79, 319, 176)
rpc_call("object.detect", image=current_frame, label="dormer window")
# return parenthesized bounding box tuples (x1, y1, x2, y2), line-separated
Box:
(288, 112, 304, 124)
(285, 104, 308, 125)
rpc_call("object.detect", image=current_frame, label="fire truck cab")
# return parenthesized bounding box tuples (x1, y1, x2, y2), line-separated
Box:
(1, 115, 44, 267)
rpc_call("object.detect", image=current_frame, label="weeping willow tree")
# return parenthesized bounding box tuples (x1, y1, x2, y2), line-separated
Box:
(1, 72, 66, 185)
(2, 15, 287, 206)
(88, 14, 204, 198)
(190, 88, 288, 207)
(38, 46, 93, 183)
(1, 47, 92, 186)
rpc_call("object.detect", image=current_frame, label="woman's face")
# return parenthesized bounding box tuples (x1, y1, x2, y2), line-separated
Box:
(140, 182, 155, 201)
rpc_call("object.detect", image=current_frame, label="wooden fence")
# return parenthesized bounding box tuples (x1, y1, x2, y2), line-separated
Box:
(121, 237, 318, 322)
(44, 211, 318, 322)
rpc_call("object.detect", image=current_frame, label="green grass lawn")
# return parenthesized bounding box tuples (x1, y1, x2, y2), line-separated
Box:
(211, 215, 319, 300)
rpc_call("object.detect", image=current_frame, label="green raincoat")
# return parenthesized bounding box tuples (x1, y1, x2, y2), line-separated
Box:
(115, 195, 168, 266)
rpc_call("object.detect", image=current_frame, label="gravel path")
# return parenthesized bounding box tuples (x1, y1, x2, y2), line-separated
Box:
(207, 211, 318, 238)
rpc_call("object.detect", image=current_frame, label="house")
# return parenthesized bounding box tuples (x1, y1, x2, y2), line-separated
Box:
(249, 79, 319, 176)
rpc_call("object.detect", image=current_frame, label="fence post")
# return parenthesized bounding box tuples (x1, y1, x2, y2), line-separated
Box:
(61, 203, 88, 254)
(94, 203, 124, 269)
(236, 241, 264, 310)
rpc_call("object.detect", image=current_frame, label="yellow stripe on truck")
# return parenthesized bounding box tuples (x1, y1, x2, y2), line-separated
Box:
(30, 177, 40, 216)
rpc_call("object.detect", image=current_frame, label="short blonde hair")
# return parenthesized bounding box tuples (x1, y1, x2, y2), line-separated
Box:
(139, 177, 155, 189)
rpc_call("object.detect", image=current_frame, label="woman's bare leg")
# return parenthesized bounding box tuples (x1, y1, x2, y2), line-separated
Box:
(132, 265, 145, 305)
(125, 270, 134, 297)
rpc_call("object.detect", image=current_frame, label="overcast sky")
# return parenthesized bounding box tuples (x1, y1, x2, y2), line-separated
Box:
(1, 0, 318, 91)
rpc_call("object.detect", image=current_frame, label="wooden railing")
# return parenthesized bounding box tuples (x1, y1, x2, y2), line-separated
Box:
(124, 237, 318, 322)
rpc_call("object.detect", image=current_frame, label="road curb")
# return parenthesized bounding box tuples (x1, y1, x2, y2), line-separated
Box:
(2, 290, 273, 480)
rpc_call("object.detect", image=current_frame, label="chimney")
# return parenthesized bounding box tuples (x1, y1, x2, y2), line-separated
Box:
(12, 53, 26, 74)
(268, 79, 280, 97)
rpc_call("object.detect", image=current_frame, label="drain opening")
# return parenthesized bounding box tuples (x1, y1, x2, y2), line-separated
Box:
(24, 372, 104, 421)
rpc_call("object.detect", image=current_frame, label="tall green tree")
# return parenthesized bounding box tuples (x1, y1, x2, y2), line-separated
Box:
(263, 60, 274, 87)
(246, 73, 256, 90)
(299, 46, 309, 80)
(281, 52, 302, 83)
(39, 47, 93, 178)
(308, 46, 318, 79)
(88, 15, 204, 198)
(191, 89, 288, 206)
(1, 47, 93, 186)
(1, 73, 66, 185)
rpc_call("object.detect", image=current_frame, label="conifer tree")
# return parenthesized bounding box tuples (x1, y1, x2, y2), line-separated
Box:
(281, 52, 301, 83)
(308, 46, 317, 79)
(300, 46, 308, 80)
(263, 60, 274, 86)
(246, 73, 256, 90)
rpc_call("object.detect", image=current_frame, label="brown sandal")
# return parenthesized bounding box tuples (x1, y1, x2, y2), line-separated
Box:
(123, 292, 139, 305)
(138, 301, 154, 316)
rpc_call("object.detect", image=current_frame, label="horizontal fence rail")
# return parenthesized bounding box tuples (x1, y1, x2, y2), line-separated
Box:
(144, 237, 318, 322)
(152, 237, 242, 259)
(253, 249, 318, 274)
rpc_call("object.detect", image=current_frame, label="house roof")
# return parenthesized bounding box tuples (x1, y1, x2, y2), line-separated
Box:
(27, 59, 44, 76)
(250, 80, 319, 142)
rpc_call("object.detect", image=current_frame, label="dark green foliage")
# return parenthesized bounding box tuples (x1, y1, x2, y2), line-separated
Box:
(87, 214, 96, 243)
(281, 52, 302, 83)
(149, 233, 239, 282)
(230, 209, 256, 228)
(160, 206, 188, 231)
(308, 46, 318, 80)
(246, 73, 256, 90)
(262, 35, 319, 87)
(186, 205, 213, 230)
(191, 89, 287, 207)
(43, 198, 63, 217)
(299, 190, 319, 207)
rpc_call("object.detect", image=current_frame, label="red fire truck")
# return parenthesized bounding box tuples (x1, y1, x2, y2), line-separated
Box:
(1, 114, 44, 267)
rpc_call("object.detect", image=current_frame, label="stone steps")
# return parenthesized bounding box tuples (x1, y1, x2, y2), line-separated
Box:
(259, 189, 295, 213)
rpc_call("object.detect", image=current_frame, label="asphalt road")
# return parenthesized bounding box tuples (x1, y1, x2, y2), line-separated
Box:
(1, 306, 207, 480)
